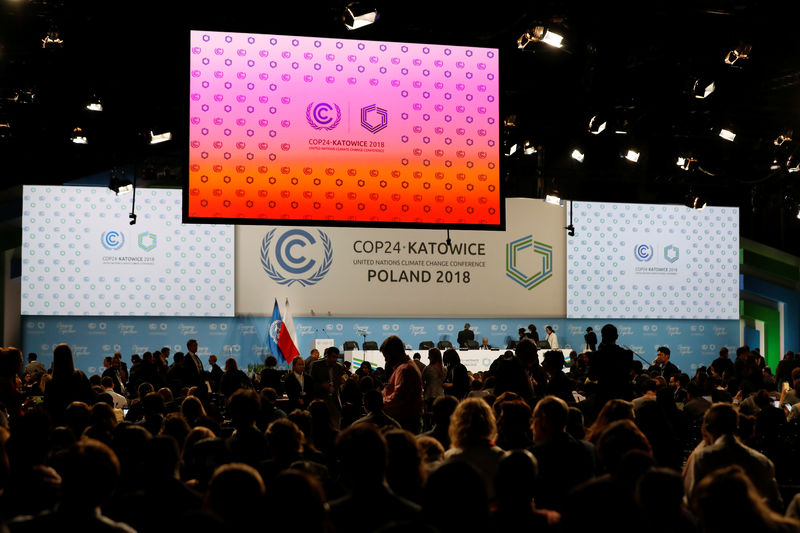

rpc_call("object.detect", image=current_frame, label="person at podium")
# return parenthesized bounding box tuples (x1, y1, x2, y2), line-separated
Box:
(457, 323, 475, 348)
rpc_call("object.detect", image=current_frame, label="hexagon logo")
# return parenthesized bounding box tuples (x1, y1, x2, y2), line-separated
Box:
(506, 235, 553, 290)
(360, 104, 388, 133)
(664, 244, 679, 263)
(138, 232, 157, 252)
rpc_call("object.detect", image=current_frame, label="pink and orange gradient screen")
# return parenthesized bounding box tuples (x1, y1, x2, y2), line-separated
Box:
(188, 31, 500, 227)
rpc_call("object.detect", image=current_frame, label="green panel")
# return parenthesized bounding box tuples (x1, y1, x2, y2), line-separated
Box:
(741, 301, 781, 369)
(741, 249, 799, 283)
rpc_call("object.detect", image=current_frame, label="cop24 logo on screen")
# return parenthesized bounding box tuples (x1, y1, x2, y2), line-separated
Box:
(306, 102, 342, 130)
(261, 229, 333, 287)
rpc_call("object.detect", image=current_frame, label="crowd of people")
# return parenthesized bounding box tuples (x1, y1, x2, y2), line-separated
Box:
(1, 324, 800, 532)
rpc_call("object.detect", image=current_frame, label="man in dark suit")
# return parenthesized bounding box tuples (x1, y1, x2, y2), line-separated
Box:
(183, 338, 207, 389)
(588, 324, 634, 404)
(648, 346, 681, 379)
(584, 327, 597, 352)
(310, 346, 346, 428)
(457, 323, 474, 347)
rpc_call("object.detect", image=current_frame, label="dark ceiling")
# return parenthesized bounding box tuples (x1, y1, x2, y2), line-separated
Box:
(2, 0, 800, 253)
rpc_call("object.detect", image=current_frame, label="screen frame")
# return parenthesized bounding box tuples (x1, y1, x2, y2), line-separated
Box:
(182, 29, 506, 231)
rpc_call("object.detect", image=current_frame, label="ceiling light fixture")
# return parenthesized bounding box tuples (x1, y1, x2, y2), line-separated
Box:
(109, 176, 133, 195)
(545, 195, 562, 206)
(724, 44, 751, 66)
(686, 194, 707, 210)
(518, 26, 564, 51)
(149, 131, 172, 144)
(676, 156, 697, 171)
(70, 127, 87, 144)
(775, 132, 793, 146)
(571, 149, 584, 163)
(523, 141, 537, 155)
(344, 2, 379, 30)
(719, 129, 736, 142)
(588, 115, 607, 135)
(693, 79, 715, 99)
(86, 97, 103, 112)
(624, 149, 640, 163)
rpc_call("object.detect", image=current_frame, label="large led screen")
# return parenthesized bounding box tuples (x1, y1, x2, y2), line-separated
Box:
(566, 202, 739, 320)
(187, 31, 501, 228)
(22, 186, 235, 316)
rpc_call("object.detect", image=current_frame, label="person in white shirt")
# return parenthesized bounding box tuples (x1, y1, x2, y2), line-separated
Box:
(545, 326, 559, 349)
(101, 375, 128, 409)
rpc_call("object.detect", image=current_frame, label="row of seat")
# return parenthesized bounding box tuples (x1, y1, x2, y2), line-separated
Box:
(341, 339, 551, 351)
(342, 339, 489, 351)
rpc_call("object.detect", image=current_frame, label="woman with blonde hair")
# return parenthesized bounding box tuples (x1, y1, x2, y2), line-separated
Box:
(444, 398, 504, 498)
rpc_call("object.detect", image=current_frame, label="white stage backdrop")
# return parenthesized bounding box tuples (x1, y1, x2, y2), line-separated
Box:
(22, 187, 235, 316)
(236, 198, 566, 316)
(566, 201, 739, 320)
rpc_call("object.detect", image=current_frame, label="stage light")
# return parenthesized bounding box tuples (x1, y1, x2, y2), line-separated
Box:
(344, 2, 379, 30)
(624, 149, 640, 163)
(86, 96, 103, 112)
(724, 44, 751, 65)
(70, 127, 87, 144)
(685, 194, 707, 210)
(774, 132, 792, 146)
(149, 130, 172, 144)
(588, 115, 606, 135)
(109, 176, 133, 195)
(719, 129, 736, 142)
(545, 195, 562, 206)
(693, 79, 715, 99)
(571, 149, 584, 163)
(41, 32, 63, 49)
(0, 122, 11, 139)
(676, 156, 697, 171)
(504, 143, 518, 156)
(517, 26, 564, 51)
(796, 207, 800, 220)
(788, 156, 800, 173)
(523, 141, 537, 155)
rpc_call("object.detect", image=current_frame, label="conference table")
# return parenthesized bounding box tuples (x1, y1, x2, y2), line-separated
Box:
(344, 348, 574, 374)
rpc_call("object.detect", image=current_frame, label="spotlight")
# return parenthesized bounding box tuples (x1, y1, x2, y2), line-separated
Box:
(523, 141, 537, 155)
(624, 149, 640, 163)
(41, 32, 63, 49)
(719, 129, 736, 142)
(693, 79, 715, 99)
(344, 2, 379, 30)
(109, 176, 133, 195)
(149, 130, 172, 144)
(676, 156, 697, 171)
(685, 194, 707, 210)
(774, 132, 793, 146)
(545, 195, 562, 206)
(504, 143, 518, 156)
(788, 156, 800, 173)
(518, 26, 564, 50)
(724, 44, 751, 65)
(86, 96, 103, 112)
(70, 127, 87, 144)
(588, 115, 607, 135)
(571, 149, 584, 163)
